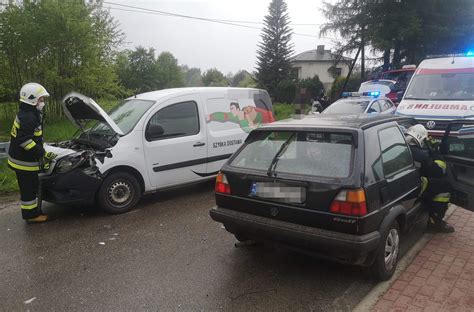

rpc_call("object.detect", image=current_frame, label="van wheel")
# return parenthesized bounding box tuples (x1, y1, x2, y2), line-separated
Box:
(98, 172, 141, 214)
(371, 222, 400, 281)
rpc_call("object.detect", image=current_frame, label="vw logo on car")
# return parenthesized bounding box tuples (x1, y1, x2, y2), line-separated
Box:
(426, 120, 436, 129)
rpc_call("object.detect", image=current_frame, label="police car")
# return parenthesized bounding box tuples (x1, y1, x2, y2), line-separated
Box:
(322, 92, 396, 115)
(396, 52, 474, 136)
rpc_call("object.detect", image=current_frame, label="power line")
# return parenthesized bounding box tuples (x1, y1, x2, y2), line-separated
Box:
(103, 1, 333, 40)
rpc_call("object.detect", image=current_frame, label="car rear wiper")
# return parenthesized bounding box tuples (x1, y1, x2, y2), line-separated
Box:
(267, 133, 296, 177)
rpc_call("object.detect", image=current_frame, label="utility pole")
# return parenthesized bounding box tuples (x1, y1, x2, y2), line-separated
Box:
(339, 44, 362, 99)
(361, 28, 365, 81)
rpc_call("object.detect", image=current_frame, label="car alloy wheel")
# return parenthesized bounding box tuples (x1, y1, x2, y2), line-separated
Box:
(384, 228, 400, 271)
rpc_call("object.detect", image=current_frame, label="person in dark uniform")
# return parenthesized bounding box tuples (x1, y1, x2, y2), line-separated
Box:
(8, 83, 57, 223)
(405, 124, 454, 233)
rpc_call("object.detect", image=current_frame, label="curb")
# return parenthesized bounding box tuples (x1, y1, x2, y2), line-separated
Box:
(353, 205, 457, 312)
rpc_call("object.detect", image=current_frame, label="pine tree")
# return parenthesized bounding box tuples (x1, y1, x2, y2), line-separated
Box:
(255, 0, 294, 99)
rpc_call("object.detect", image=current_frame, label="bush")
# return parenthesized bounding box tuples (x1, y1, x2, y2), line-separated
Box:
(328, 75, 364, 103)
(275, 80, 297, 103)
(273, 103, 294, 120)
(299, 76, 325, 100)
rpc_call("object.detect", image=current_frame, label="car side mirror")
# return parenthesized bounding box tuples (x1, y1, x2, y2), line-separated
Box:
(146, 123, 165, 141)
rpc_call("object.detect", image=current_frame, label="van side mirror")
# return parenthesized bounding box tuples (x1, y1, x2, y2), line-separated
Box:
(146, 123, 165, 141)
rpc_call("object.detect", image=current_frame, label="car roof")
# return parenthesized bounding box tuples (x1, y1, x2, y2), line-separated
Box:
(361, 79, 396, 85)
(336, 96, 390, 102)
(383, 68, 416, 73)
(259, 114, 412, 130)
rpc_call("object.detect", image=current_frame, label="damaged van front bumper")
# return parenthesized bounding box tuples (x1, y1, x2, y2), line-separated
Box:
(40, 148, 105, 206)
(41, 167, 102, 206)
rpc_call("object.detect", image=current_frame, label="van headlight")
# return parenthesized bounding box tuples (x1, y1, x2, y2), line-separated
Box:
(55, 153, 87, 173)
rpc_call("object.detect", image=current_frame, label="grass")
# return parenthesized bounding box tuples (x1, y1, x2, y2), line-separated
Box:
(0, 159, 18, 193)
(0, 100, 297, 194)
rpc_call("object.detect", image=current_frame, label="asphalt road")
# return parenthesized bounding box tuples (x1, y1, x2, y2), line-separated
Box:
(0, 182, 424, 311)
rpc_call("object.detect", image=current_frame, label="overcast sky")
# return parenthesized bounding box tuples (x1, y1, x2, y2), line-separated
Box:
(104, 0, 338, 74)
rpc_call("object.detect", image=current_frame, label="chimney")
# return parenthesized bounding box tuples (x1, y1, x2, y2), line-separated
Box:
(317, 45, 325, 54)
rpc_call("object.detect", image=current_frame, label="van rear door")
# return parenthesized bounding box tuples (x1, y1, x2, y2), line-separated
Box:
(204, 89, 275, 176)
(440, 121, 474, 210)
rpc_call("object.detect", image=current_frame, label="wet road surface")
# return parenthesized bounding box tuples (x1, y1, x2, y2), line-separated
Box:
(0, 182, 424, 311)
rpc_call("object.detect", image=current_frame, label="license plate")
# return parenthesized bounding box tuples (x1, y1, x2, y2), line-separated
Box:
(249, 182, 305, 204)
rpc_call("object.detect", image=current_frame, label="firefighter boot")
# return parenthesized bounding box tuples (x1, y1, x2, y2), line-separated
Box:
(427, 217, 454, 233)
(26, 214, 49, 223)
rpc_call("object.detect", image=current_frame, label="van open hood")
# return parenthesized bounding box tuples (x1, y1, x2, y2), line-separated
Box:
(62, 92, 124, 136)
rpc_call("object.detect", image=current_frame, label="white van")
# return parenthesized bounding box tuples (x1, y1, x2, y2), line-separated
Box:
(396, 55, 474, 136)
(41, 87, 275, 214)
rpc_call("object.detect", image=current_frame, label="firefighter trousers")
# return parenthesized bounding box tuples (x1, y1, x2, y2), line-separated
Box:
(15, 170, 41, 219)
(421, 177, 451, 223)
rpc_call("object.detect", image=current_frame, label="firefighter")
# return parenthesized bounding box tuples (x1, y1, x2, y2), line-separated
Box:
(405, 124, 454, 233)
(7, 83, 57, 223)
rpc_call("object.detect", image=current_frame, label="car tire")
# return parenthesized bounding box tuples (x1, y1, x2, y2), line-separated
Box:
(98, 172, 141, 214)
(371, 221, 400, 281)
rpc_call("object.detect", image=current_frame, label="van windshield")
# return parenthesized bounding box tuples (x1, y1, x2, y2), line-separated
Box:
(90, 99, 155, 135)
(230, 131, 354, 178)
(405, 72, 474, 101)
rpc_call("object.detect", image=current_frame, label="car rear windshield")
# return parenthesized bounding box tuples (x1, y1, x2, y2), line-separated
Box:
(323, 100, 370, 114)
(230, 130, 354, 178)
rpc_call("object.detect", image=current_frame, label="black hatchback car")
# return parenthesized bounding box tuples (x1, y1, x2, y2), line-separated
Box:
(210, 115, 474, 280)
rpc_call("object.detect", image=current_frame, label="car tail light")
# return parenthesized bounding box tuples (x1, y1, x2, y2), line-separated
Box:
(330, 189, 367, 216)
(215, 172, 231, 194)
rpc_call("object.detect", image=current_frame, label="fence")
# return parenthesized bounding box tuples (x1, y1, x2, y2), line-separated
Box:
(0, 141, 9, 159)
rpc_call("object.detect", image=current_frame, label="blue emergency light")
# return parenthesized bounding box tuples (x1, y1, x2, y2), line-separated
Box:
(362, 91, 380, 97)
(342, 91, 380, 98)
(467, 51, 474, 57)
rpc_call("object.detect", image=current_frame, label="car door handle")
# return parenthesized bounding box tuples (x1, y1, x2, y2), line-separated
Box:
(193, 142, 205, 147)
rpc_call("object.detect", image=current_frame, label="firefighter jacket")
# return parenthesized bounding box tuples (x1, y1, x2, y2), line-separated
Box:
(7, 103, 46, 171)
(409, 144, 446, 178)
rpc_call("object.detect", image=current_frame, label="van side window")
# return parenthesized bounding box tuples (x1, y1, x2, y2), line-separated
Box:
(378, 126, 413, 177)
(146, 101, 199, 141)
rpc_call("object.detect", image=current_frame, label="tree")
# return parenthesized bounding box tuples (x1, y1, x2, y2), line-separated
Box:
(202, 68, 228, 87)
(255, 0, 294, 98)
(0, 0, 124, 115)
(116, 48, 185, 93)
(116, 47, 158, 93)
(182, 66, 203, 87)
(321, 0, 474, 70)
(155, 52, 184, 89)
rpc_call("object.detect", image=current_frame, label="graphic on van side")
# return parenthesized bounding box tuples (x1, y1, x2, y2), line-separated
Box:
(206, 100, 275, 133)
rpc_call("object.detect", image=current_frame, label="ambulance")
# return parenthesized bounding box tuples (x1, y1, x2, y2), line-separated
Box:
(396, 53, 474, 136)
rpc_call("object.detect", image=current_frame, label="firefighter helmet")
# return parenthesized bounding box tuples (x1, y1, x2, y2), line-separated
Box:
(19, 83, 49, 106)
(405, 124, 428, 148)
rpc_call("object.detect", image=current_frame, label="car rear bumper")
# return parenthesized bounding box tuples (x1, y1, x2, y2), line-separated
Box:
(40, 169, 102, 206)
(210, 206, 381, 265)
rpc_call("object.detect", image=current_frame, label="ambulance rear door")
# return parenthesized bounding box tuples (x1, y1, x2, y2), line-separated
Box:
(440, 120, 474, 211)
